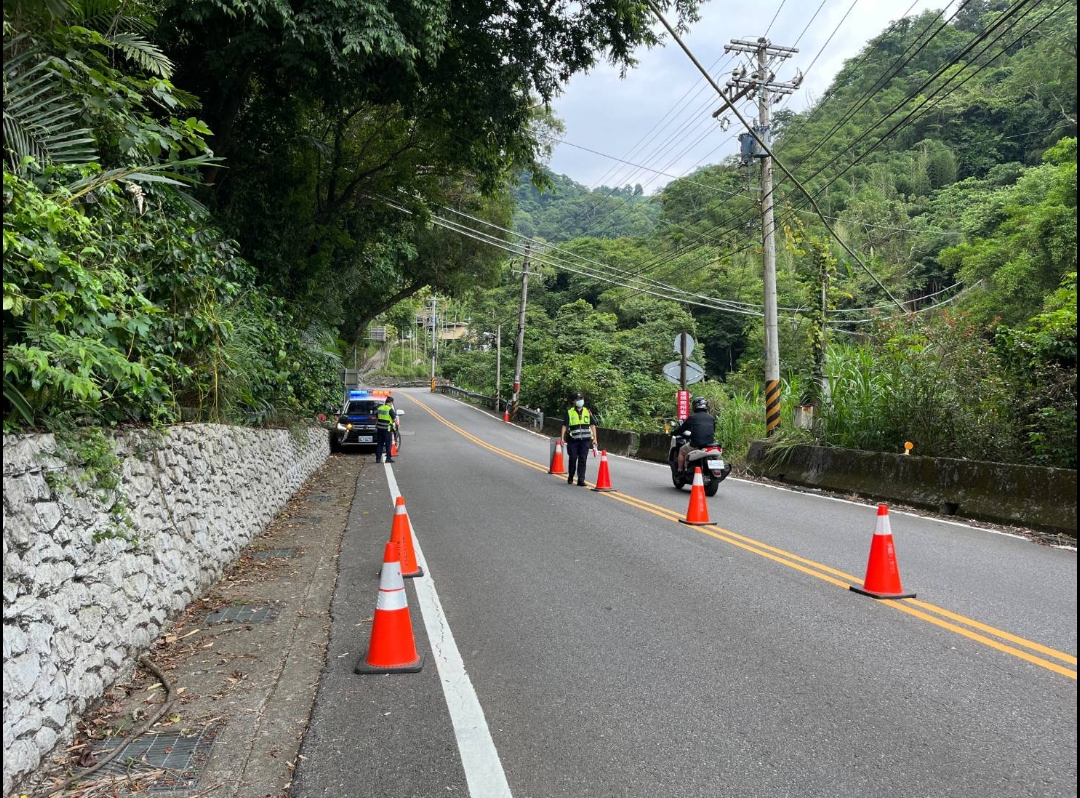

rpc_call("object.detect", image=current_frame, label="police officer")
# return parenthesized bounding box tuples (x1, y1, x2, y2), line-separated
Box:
(560, 392, 598, 486)
(674, 396, 716, 472)
(375, 395, 397, 463)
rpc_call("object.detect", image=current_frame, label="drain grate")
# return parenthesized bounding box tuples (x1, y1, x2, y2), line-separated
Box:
(205, 604, 277, 625)
(287, 516, 323, 524)
(251, 548, 297, 560)
(89, 719, 224, 792)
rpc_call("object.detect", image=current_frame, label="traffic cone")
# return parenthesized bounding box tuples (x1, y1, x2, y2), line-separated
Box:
(391, 437, 399, 457)
(679, 467, 717, 526)
(355, 541, 425, 674)
(850, 504, 916, 599)
(389, 496, 424, 578)
(591, 450, 616, 492)
(503, 408, 510, 422)
(549, 440, 566, 475)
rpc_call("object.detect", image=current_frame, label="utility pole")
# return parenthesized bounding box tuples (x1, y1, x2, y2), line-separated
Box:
(723, 37, 799, 437)
(510, 243, 531, 421)
(429, 294, 438, 389)
(495, 323, 502, 413)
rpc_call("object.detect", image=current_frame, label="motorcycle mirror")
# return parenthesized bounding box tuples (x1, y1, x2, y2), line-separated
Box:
(395, 410, 404, 416)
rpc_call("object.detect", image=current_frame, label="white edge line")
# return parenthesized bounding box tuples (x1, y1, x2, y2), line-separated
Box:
(384, 466, 514, 798)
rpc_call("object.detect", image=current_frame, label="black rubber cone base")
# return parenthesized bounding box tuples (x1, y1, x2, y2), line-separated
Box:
(378, 566, 425, 579)
(850, 586, 916, 600)
(355, 652, 425, 675)
(591, 487, 616, 492)
(679, 519, 717, 526)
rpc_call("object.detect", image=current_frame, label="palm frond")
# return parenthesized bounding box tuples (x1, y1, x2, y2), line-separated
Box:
(3, 43, 97, 172)
(109, 32, 173, 78)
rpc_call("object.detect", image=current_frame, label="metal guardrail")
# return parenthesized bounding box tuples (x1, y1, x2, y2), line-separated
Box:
(435, 385, 544, 429)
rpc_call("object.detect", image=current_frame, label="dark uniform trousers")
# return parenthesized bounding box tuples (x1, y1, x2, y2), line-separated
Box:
(566, 439, 592, 484)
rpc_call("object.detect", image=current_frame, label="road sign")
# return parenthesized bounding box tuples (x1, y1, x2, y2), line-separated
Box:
(673, 333, 695, 357)
(662, 360, 704, 385)
(677, 390, 690, 420)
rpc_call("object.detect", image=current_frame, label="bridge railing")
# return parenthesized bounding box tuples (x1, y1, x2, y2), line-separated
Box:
(434, 385, 544, 430)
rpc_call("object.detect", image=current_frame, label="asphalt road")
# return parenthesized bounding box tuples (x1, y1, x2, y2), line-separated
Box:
(292, 389, 1077, 798)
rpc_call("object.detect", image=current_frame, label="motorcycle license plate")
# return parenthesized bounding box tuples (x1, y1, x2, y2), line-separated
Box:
(357, 435, 374, 443)
(708, 460, 725, 473)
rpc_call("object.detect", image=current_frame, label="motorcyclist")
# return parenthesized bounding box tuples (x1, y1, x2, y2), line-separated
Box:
(674, 396, 716, 473)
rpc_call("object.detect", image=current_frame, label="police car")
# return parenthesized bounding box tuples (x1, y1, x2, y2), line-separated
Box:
(329, 390, 392, 453)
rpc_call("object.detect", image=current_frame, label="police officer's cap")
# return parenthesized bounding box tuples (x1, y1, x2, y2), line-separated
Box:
(572, 392, 584, 400)
(385, 395, 394, 402)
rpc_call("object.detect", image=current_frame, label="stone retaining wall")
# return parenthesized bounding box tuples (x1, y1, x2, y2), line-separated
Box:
(2, 424, 329, 796)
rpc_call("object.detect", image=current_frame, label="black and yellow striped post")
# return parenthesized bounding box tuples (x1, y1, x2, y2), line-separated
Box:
(765, 379, 781, 436)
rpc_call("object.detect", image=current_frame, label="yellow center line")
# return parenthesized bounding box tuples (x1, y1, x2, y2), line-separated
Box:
(406, 393, 1077, 680)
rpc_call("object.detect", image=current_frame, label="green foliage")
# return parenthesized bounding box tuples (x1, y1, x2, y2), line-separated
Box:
(512, 171, 659, 243)
(995, 273, 1077, 467)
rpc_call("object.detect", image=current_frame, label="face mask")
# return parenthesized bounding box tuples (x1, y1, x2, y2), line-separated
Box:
(575, 400, 584, 408)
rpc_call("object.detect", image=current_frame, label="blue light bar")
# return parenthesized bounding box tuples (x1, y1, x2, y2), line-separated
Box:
(348, 390, 369, 399)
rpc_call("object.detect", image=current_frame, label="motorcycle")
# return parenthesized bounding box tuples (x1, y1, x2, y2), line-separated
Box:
(668, 433, 732, 497)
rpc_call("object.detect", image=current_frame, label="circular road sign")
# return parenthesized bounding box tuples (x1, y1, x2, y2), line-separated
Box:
(673, 333, 695, 357)
(662, 360, 704, 385)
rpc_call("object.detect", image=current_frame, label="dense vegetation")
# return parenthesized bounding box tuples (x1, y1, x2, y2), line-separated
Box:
(4, 0, 1075, 469)
(3, 0, 699, 431)
(433, 2, 1077, 468)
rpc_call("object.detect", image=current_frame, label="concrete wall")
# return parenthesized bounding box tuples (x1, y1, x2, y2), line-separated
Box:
(745, 442, 1076, 535)
(2, 424, 328, 796)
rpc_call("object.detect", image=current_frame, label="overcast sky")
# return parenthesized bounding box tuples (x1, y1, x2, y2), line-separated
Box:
(545, 0, 944, 192)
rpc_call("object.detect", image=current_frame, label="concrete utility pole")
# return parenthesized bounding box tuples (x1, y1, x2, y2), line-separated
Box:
(723, 37, 799, 437)
(429, 294, 438, 387)
(495, 323, 502, 413)
(510, 244, 531, 421)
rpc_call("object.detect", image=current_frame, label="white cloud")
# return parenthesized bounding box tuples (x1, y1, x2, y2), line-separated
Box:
(545, 0, 945, 191)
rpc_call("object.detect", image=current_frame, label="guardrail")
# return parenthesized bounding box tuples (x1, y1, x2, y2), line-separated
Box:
(434, 385, 544, 429)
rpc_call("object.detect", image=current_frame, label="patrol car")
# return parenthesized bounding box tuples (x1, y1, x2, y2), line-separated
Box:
(329, 390, 393, 453)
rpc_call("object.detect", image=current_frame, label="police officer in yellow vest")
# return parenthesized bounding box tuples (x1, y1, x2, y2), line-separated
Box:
(375, 395, 397, 463)
(560, 392, 598, 486)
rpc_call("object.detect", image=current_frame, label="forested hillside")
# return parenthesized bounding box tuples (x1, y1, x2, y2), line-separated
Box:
(4, 0, 1075, 468)
(513, 172, 659, 242)
(438, 1, 1077, 468)
(3, 0, 696, 431)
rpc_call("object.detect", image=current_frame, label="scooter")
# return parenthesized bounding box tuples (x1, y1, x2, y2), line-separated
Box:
(668, 432, 732, 497)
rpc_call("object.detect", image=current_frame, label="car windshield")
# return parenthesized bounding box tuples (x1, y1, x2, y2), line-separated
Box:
(344, 401, 378, 415)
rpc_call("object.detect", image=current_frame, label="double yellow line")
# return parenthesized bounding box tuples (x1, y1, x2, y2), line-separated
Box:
(407, 394, 1077, 681)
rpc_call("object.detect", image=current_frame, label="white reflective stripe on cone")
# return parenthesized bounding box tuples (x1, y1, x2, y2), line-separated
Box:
(376, 585, 409, 612)
(692, 469, 704, 485)
(874, 513, 892, 536)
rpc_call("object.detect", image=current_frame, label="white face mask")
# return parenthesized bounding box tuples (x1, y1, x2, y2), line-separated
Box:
(575, 399, 585, 408)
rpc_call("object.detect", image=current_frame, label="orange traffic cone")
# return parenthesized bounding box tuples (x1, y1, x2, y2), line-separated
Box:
(389, 496, 424, 578)
(503, 408, 510, 422)
(549, 440, 566, 475)
(355, 541, 425, 674)
(591, 450, 616, 492)
(850, 504, 916, 599)
(679, 467, 717, 526)
(391, 437, 399, 457)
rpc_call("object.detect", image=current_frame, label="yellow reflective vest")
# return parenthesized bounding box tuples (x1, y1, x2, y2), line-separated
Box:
(566, 407, 593, 440)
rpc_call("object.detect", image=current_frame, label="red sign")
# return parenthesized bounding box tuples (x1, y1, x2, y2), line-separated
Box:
(677, 390, 690, 421)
